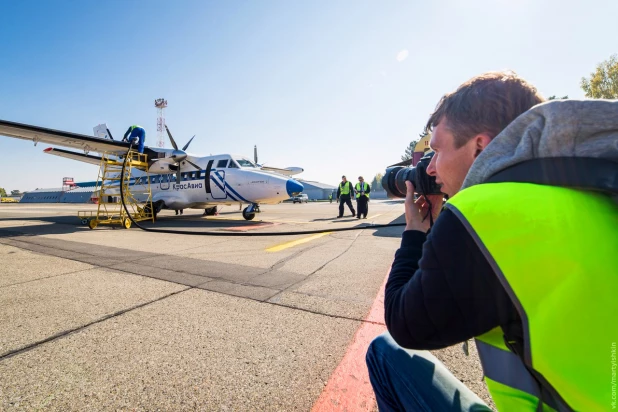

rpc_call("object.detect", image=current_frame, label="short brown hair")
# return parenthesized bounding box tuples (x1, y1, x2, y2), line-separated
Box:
(425, 71, 545, 148)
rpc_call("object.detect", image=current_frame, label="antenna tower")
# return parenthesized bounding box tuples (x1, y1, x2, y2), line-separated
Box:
(154, 98, 168, 148)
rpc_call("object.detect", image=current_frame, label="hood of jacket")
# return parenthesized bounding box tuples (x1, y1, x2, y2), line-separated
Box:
(461, 99, 618, 190)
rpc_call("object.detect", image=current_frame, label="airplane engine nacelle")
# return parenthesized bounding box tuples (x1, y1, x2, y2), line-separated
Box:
(148, 159, 173, 174)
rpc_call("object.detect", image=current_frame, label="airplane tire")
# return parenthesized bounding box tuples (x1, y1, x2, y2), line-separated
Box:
(242, 208, 256, 221)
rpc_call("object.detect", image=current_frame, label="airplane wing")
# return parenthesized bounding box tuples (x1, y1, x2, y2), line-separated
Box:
(0, 119, 130, 155)
(43, 147, 104, 166)
(260, 166, 304, 176)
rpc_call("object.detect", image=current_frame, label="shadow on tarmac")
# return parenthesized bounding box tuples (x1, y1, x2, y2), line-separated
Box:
(372, 214, 406, 238)
(0, 212, 270, 237)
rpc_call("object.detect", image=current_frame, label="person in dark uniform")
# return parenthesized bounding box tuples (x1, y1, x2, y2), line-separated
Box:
(336, 175, 356, 218)
(122, 125, 146, 153)
(355, 176, 371, 219)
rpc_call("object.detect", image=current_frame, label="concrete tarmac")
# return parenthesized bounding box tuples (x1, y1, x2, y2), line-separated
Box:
(0, 201, 493, 411)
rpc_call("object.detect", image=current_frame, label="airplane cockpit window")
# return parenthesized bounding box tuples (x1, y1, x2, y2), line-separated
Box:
(235, 159, 256, 168)
(217, 159, 228, 168)
(228, 160, 239, 168)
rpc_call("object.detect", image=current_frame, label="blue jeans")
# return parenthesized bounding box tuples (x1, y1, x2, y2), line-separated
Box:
(366, 332, 491, 412)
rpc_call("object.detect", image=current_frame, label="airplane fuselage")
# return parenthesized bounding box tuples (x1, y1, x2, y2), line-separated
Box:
(111, 153, 303, 211)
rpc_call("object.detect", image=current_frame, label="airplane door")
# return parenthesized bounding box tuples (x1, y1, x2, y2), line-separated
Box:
(210, 170, 227, 199)
(161, 174, 170, 190)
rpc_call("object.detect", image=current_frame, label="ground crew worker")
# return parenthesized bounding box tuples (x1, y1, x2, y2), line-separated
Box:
(328, 193, 333, 203)
(336, 175, 355, 218)
(365, 71, 618, 411)
(354, 176, 370, 219)
(122, 125, 146, 153)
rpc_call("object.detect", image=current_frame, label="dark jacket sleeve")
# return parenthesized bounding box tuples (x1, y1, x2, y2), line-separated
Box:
(384, 208, 519, 350)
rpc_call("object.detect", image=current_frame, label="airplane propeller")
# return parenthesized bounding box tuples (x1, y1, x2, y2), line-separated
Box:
(162, 125, 201, 184)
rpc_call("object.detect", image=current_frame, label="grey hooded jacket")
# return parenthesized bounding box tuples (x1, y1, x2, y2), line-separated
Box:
(463, 99, 618, 191)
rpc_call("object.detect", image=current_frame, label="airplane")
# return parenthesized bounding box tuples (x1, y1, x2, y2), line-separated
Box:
(0, 119, 304, 220)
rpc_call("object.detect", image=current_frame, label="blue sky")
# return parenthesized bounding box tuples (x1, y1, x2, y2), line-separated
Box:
(1, 0, 616, 192)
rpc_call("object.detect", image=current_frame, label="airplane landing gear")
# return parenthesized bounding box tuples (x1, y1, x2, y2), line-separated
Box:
(204, 206, 218, 216)
(242, 203, 258, 221)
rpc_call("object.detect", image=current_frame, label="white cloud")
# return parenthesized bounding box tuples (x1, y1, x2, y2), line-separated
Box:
(396, 49, 409, 62)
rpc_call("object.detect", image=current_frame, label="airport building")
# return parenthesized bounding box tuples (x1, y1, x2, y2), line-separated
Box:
(20, 185, 98, 203)
(297, 181, 337, 200)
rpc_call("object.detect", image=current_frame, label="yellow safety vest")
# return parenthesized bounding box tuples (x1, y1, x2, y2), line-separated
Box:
(355, 182, 369, 199)
(446, 182, 618, 411)
(339, 181, 352, 196)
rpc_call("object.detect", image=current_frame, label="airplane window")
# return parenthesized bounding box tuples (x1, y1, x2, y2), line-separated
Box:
(195, 170, 201, 179)
(217, 159, 228, 168)
(228, 160, 239, 168)
(235, 159, 256, 168)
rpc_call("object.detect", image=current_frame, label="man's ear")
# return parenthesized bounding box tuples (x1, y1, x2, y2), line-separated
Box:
(473, 133, 493, 158)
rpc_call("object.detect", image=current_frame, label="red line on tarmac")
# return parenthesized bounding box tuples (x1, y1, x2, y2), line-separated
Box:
(222, 222, 280, 231)
(311, 271, 388, 412)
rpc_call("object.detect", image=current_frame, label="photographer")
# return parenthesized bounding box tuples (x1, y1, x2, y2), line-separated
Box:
(366, 71, 618, 411)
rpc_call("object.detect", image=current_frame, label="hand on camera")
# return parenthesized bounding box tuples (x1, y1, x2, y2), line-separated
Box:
(404, 181, 443, 233)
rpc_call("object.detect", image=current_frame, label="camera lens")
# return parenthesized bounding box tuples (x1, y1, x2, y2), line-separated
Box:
(382, 166, 417, 198)
(381, 152, 440, 198)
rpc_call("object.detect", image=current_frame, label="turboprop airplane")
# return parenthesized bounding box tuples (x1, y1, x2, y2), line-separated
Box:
(0, 119, 304, 220)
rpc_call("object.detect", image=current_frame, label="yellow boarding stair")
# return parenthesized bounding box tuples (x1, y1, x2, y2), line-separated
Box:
(79, 150, 154, 229)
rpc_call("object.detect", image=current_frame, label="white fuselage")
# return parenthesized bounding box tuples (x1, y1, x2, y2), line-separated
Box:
(107, 153, 302, 210)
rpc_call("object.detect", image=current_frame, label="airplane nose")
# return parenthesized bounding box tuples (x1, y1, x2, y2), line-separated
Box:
(286, 179, 304, 196)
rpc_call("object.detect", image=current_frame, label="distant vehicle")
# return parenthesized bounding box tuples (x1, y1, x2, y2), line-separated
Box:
(1, 198, 18, 203)
(292, 194, 308, 204)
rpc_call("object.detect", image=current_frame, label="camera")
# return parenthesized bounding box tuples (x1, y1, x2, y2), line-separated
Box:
(381, 151, 442, 198)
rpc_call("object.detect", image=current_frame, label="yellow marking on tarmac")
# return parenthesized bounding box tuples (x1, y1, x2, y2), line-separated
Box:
(266, 232, 331, 252)
(366, 214, 383, 219)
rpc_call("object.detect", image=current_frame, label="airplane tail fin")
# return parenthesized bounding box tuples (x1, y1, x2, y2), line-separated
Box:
(93, 124, 113, 140)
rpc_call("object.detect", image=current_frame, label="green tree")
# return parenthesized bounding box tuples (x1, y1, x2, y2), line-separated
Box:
(402, 131, 429, 161)
(581, 54, 618, 99)
(371, 173, 384, 191)
(401, 140, 418, 161)
(11, 190, 21, 196)
(0, 188, 6, 197)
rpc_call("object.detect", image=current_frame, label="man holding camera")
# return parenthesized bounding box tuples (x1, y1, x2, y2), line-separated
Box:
(366, 71, 618, 411)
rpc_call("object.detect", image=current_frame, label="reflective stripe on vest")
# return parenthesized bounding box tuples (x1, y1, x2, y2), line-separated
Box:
(476, 328, 558, 411)
(339, 181, 351, 195)
(446, 182, 618, 411)
(355, 182, 369, 198)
